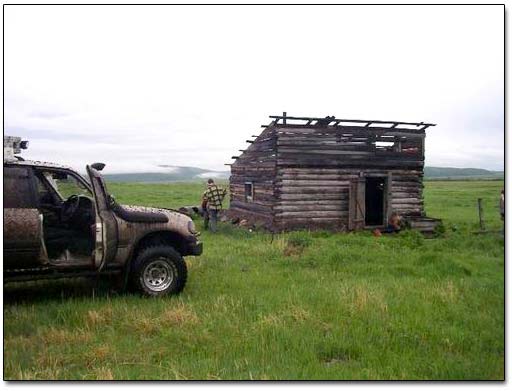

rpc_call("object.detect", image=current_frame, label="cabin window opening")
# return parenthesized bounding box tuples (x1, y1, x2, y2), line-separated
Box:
(245, 182, 254, 203)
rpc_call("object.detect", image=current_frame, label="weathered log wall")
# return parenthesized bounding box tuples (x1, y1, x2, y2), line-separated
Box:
(229, 126, 277, 225)
(274, 167, 349, 230)
(229, 121, 427, 231)
(273, 168, 423, 230)
(390, 172, 424, 217)
(275, 126, 424, 168)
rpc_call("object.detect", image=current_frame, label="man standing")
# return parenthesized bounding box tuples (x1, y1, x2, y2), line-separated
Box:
(202, 179, 227, 233)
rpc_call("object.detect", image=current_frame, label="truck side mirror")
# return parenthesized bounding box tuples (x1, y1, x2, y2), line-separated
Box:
(91, 162, 106, 171)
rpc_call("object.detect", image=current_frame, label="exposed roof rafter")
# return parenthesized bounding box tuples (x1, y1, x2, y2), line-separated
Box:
(267, 114, 436, 131)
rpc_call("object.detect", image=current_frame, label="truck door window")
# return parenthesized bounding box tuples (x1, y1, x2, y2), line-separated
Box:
(35, 174, 56, 205)
(42, 171, 92, 200)
(4, 166, 37, 208)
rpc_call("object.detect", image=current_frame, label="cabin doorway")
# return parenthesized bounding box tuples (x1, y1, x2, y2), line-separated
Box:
(365, 177, 387, 226)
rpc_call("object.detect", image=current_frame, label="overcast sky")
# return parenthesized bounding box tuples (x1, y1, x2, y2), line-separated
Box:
(4, 5, 504, 173)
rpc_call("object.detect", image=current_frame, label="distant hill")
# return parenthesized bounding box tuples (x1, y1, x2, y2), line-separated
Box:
(104, 166, 229, 183)
(424, 167, 503, 180)
(103, 165, 503, 183)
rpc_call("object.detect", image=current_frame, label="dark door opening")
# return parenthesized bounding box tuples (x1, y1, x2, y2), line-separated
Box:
(365, 177, 386, 226)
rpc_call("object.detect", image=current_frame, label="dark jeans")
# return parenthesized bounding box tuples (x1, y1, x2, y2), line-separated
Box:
(382, 224, 400, 234)
(204, 209, 219, 232)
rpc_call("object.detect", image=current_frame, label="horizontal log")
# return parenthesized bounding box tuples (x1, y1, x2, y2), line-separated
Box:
(378, 132, 425, 138)
(231, 193, 275, 202)
(230, 195, 275, 203)
(232, 161, 276, 169)
(271, 115, 433, 127)
(390, 183, 422, 189)
(231, 197, 274, 207)
(391, 206, 422, 212)
(231, 191, 275, 199)
(391, 182, 422, 187)
(231, 183, 274, 190)
(240, 149, 275, 157)
(277, 159, 424, 168)
(230, 186, 274, 192)
(230, 175, 275, 182)
(232, 180, 271, 187)
(375, 151, 422, 159)
(276, 200, 348, 206)
(230, 170, 276, 177)
(280, 168, 348, 174)
(229, 207, 273, 220)
(278, 142, 371, 149)
(392, 175, 423, 185)
(278, 168, 422, 175)
(276, 211, 348, 218)
(276, 149, 422, 158)
(278, 152, 424, 161)
(278, 186, 348, 193)
(231, 195, 275, 205)
(392, 205, 423, 210)
(392, 195, 423, 204)
(230, 200, 273, 214)
(279, 193, 347, 201)
(278, 180, 351, 187)
(278, 134, 371, 140)
(236, 152, 276, 160)
(230, 170, 276, 176)
(276, 217, 346, 225)
(279, 149, 373, 156)
(277, 138, 369, 145)
(392, 181, 422, 187)
(252, 136, 275, 142)
(275, 125, 427, 135)
(231, 164, 276, 170)
(392, 192, 422, 198)
(230, 181, 274, 186)
(274, 204, 348, 212)
(391, 188, 422, 194)
(278, 174, 360, 181)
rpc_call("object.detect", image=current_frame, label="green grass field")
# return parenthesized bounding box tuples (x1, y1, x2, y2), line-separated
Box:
(3, 180, 504, 380)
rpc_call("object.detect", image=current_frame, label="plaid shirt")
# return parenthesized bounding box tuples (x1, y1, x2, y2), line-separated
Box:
(203, 184, 227, 211)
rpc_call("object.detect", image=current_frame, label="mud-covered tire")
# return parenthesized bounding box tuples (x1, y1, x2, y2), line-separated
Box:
(130, 245, 187, 297)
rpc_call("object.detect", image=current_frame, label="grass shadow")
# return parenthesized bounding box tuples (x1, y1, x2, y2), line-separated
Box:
(3, 276, 123, 305)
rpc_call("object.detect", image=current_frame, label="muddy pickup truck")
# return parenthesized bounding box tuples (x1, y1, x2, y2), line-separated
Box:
(3, 136, 202, 296)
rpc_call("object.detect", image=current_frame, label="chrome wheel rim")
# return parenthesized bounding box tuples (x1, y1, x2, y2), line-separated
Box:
(142, 258, 174, 292)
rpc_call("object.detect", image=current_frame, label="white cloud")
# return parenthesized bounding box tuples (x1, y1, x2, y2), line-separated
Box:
(196, 172, 228, 179)
(4, 5, 504, 172)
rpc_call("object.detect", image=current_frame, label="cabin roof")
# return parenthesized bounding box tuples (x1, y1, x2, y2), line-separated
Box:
(263, 113, 436, 132)
(229, 113, 435, 165)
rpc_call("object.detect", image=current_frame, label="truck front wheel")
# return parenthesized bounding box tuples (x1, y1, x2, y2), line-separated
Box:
(131, 245, 187, 296)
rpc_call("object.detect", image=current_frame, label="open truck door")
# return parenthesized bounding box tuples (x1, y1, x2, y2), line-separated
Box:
(4, 166, 46, 269)
(86, 164, 118, 270)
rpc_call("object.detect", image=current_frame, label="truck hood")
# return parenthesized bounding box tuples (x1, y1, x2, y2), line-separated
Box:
(119, 204, 189, 223)
(114, 204, 196, 237)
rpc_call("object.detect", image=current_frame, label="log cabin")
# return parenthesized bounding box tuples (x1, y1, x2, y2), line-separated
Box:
(226, 113, 441, 234)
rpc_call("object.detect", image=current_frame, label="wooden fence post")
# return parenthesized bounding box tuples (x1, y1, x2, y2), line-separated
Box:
(477, 198, 486, 231)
